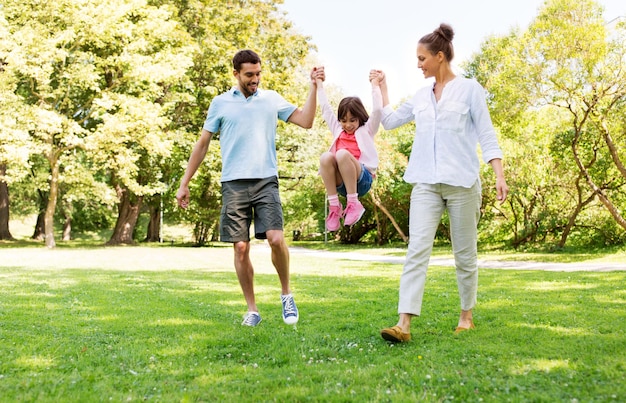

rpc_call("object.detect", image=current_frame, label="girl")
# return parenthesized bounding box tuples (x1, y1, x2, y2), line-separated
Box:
(316, 71, 383, 231)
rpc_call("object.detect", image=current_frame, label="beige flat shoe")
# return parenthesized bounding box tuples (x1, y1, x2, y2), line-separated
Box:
(380, 325, 411, 342)
(454, 321, 476, 334)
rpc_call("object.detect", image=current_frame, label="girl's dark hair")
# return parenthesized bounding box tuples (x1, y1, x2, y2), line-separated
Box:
(232, 49, 261, 71)
(337, 97, 369, 126)
(418, 23, 455, 62)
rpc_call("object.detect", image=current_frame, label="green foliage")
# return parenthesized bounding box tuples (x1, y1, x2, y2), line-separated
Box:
(0, 69, 30, 183)
(66, 200, 116, 233)
(1, 0, 199, 245)
(4, 0, 625, 248)
(466, 0, 626, 248)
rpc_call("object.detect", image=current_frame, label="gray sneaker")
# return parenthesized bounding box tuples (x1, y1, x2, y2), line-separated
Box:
(242, 312, 262, 327)
(281, 294, 299, 325)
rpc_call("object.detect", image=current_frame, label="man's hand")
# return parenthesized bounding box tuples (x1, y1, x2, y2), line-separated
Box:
(176, 185, 190, 209)
(311, 66, 325, 85)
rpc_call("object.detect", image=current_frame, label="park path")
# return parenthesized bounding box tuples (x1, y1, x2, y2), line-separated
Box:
(0, 243, 624, 272)
(285, 245, 626, 272)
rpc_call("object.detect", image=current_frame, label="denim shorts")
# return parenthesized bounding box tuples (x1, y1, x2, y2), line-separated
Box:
(337, 164, 373, 197)
(220, 176, 283, 242)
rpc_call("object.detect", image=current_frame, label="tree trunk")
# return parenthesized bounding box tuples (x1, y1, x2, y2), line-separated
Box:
(371, 196, 382, 245)
(44, 156, 60, 248)
(32, 210, 45, 240)
(62, 216, 72, 241)
(369, 192, 408, 243)
(194, 221, 209, 246)
(32, 190, 48, 240)
(144, 200, 161, 242)
(558, 176, 596, 248)
(107, 185, 143, 245)
(60, 202, 73, 241)
(0, 164, 14, 240)
(572, 131, 626, 231)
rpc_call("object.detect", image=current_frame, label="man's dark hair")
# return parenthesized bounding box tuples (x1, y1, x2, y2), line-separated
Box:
(232, 49, 261, 71)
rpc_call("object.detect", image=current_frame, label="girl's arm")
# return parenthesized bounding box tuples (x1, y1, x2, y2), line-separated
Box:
(316, 72, 343, 137)
(366, 72, 384, 134)
(369, 70, 390, 107)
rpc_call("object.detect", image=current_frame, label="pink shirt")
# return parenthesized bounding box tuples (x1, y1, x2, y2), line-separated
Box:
(336, 131, 361, 159)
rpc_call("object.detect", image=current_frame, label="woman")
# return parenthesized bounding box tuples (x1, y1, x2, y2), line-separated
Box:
(375, 23, 509, 342)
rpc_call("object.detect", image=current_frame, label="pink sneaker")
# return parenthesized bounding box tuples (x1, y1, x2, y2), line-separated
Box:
(344, 200, 365, 226)
(326, 204, 343, 232)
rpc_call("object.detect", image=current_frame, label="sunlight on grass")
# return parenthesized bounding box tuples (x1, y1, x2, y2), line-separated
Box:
(595, 294, 626, 305)
(12, 291, 57, 298)
(511, 358, 572, 375)
(480, 299, 515, 309)
(220, 300, 248, 307)
(153, 318, 211, 326)
(524, 281, 596, 291)
(14, 355, 56, 370)
(94, 314, 120, 322)
(519, 323, 589, 336)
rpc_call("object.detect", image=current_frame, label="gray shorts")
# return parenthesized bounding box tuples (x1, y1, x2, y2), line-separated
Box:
(220, 176, 283, 242)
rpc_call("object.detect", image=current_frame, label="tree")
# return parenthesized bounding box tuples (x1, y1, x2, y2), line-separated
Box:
(0, 164, 13, 240)
(0, 14, 31, 240)
(465, 0, 626, 247)
(2, 0, 195, 247)
(527, 0, 626, 232)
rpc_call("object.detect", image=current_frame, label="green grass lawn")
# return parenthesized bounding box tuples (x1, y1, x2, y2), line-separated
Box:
(0, 245, 624, 402)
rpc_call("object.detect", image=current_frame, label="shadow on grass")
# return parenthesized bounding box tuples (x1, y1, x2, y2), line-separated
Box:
(0, 264, 624, 401)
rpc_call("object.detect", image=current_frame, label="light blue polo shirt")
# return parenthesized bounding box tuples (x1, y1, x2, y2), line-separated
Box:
(203, 87, 297, 182)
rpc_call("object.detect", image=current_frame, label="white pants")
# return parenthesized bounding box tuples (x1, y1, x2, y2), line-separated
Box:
(398, 181, 482, 315)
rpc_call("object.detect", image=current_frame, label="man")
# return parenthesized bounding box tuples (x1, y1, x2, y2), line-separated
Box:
(176, 49, 323, 327)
